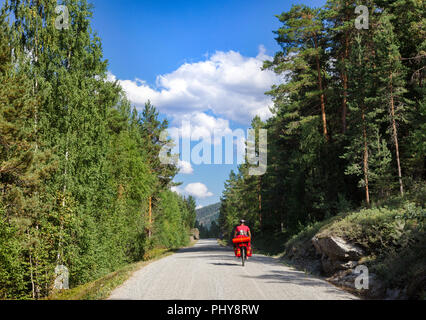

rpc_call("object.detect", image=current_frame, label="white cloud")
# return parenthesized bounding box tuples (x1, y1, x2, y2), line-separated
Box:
(184, 183, 213, 199)
(177, 160, 194, 174)
(171, 183, 213, 199)
(170, 185, 182, 195)
(196, 205, 204, 210)
(167, 111, 247, 165)
(169, 112, 233, 144)
(113, 46, 281, 124)
(106, 72, 117, 82)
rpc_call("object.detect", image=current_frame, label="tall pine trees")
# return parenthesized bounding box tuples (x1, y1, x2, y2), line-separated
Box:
(220, 0, 425, 238)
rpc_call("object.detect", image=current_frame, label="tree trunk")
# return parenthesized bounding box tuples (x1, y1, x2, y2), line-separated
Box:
(314, 35, 328, 140)
(362, 106, 370, 206)
(148, 196, 152, 238)
(29, 251, 35, 299)
(341, 70, 348, 134)
(341, 7, 350, 134)
(28, 228, 36, 299)
(389, 73, 404, 196)
(258, 177, 262, 230)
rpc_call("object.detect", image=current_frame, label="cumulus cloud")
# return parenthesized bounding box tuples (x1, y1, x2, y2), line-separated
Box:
(170, 185, 183, 195)
(177, 160, 194, 174)
(166, 111, 247, 165)
(184, 183, 213, 199)
(171, 183, 213, 199)
(168, 112, 233, 144)
(112, 46, 281, 124)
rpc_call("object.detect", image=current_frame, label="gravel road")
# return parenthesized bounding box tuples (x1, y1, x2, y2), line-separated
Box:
(108, 239, 357, 300)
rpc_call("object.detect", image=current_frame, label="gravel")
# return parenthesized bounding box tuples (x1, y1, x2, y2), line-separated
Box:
(108, 239, 357, 300)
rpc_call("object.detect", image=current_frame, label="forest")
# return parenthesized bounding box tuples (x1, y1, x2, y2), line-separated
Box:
(0, 0, 425, 301)
(0, 0, 196, 299)
(219, 0, 425, 240)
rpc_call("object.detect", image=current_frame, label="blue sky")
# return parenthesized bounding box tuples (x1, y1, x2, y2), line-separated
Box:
(89, 0, 325, 208)
(91, 0, 324, 84)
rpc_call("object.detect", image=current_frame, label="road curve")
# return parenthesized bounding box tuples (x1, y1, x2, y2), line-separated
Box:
(108, 239, 357, 300)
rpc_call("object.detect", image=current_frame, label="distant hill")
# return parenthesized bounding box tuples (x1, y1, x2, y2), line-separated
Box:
(196, 202, 220, 228)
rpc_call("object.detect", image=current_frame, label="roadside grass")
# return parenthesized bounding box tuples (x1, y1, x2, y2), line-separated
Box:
(46, 241, 198, 300)
(321, 204, 425, 297)
(217, 239, 228, 247)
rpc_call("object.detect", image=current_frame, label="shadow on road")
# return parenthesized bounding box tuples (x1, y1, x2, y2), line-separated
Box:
(242, 269, 357, 299)
(176, 240, 288, 268)
(210, 262, 240, 266)
(177, 242, 226, 254)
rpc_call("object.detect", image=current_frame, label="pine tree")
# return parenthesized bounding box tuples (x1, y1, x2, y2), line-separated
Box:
(264, 5, 329, 141)
(0, 8, 57, 298)
(323, 0, 356, 134)
(139, 101, 178, 238)
(373, 12, 408, 196)
(184, 196, 197, 229)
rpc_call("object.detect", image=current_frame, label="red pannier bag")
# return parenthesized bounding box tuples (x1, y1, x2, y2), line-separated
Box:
(232, 236, 250, 244)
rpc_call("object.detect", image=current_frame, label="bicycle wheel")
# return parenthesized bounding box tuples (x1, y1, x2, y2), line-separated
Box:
(241, 247, 246, 266)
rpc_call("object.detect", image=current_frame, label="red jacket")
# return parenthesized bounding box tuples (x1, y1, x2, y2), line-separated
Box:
(235, 225, 250, 236)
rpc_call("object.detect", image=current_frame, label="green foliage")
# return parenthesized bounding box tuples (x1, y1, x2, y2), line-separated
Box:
(152, 190, 190, 249)
(283, 202, 425, 297)
(183, 196, 197, 229)
(47, 247, 173, 300)
(320, 203, 425, 295)
(318, 205, 423, 252)
(220, 0, 425, 246)
(196, 220, 220, 239)
(0, 1, 191, 299)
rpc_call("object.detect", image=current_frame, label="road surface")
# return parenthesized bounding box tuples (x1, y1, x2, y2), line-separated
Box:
(108, 239, 357, 300)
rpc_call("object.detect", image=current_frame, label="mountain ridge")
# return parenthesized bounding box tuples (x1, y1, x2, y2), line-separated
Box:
(196, 202, 220, 228)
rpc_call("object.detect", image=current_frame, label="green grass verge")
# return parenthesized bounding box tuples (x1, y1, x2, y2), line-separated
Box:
(46, 241, 198, 300)
(217, 239, 228, 247)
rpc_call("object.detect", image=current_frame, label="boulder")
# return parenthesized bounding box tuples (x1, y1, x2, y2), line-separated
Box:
(321, 255, 358, 274)
(190, 228, 200, 240)
(312, 235, 364, 261)
(312, 235, 364, 275)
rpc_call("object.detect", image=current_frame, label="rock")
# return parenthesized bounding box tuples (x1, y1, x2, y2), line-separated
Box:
(312, 236, 364, 261)
(312, 235, 364, 275)
(321, 255, 341, 274)
(327, 269, 358, 290)
(190, 228, 200, 240)
(54, 265, 69, 290)
(327, 270, 387, 299)
(320, 255, 358, 274)
(342, 260, 358, 269)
